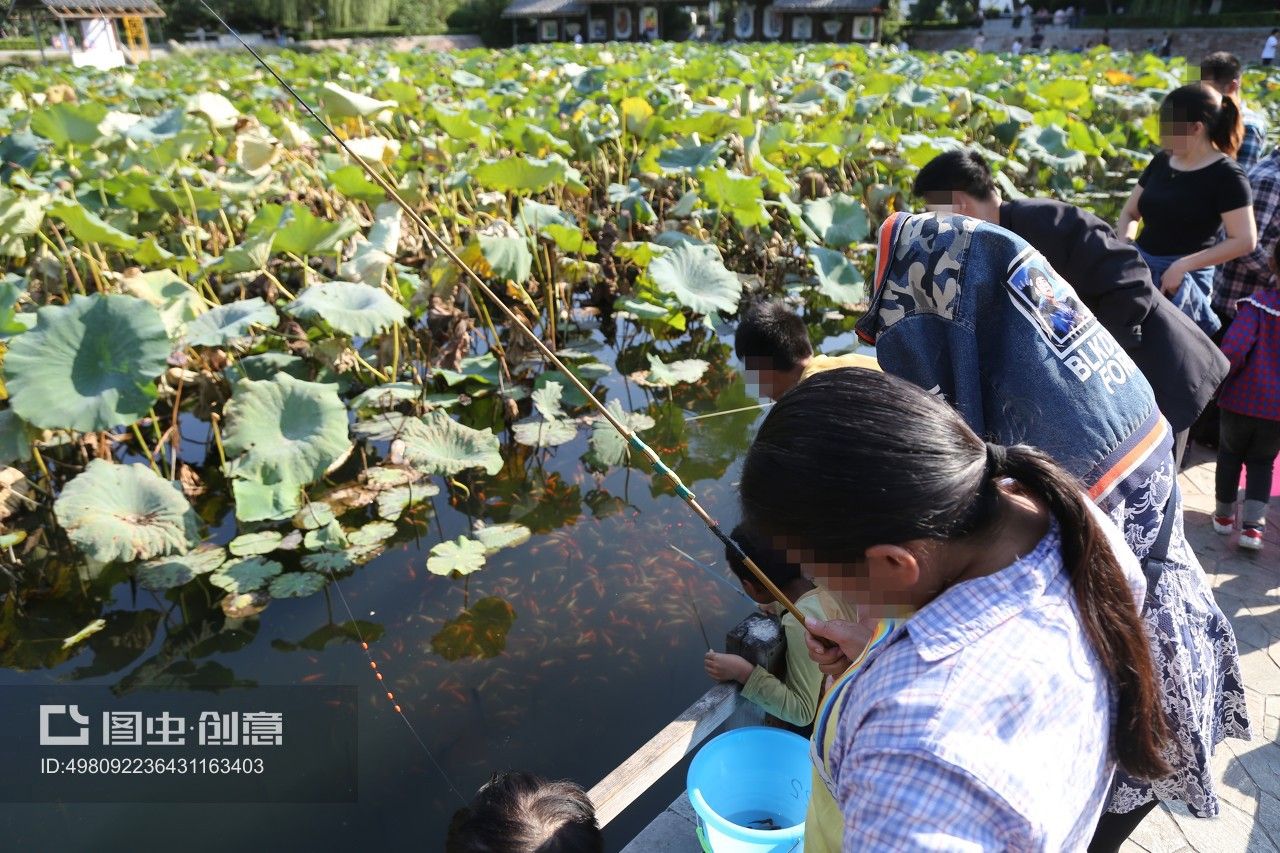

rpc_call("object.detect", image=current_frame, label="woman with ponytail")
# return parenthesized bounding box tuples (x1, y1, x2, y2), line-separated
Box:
(1117, 82, 1257, 336)
(740, 369, 1166, 850)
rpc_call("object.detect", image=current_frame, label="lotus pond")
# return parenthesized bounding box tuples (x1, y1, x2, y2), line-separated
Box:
(0, 39, 1277, 849)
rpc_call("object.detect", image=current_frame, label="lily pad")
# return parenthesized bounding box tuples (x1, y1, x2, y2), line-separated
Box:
(185, 298, 277, 347)
(209, 557, 283, 594)
(268, 572, 327, 598)
(293, 501, 337, 530)
(376, 482, 438, 521)
(302, 551, 354, 573)
(304, 520, 348, 551)
(135, 546, 226, 590)
(54, 460, 200, 564)
(430, 596, 517, 660)
(474, 522, 532, 554)
(647, 242, 742, 315)
(349, 520, 397, 548)
(228, 530, 283, 557)
(427, 535, 488, 576)
(587, 400, 656, 468)
(513, 418, 579, 448)
(473, 156, 567, 193)
(637, 353, 710, 387)
(285, 280, 408, 337)
(5, 294, 170, 432)
(361, 411, 502, 477)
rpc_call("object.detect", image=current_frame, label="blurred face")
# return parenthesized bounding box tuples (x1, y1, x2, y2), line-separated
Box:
(743, 357, 801, 400)
(1159, 119, 1206, 156)
(921, 190, 999, 224)
(770, 538, 921, 618)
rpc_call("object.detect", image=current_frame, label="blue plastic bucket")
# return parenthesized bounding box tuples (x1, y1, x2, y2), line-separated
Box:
(687, 727, 810, 852)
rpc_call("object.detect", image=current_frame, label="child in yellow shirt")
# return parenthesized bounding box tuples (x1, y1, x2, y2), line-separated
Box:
(703, 525, 854, 728)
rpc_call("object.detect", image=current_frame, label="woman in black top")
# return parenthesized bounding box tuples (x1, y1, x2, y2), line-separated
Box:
(1118, 82, 1257, 336)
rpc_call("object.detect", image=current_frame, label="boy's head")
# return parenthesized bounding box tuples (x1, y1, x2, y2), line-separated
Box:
(1201, 51, 1243, 98)
(735, 300, 813, 400)
(446, 771, 603, 853)
(913, 149, 1001, 222)
(726, 523, 801, 603)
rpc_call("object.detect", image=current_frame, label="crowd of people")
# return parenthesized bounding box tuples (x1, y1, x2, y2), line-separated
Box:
(443, 48, 1279, 853)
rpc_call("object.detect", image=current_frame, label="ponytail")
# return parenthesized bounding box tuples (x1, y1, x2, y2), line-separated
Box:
(990, 445, 1171, 780)
(740, 368, 1171, 780)
(1212, 93, 1244, 158)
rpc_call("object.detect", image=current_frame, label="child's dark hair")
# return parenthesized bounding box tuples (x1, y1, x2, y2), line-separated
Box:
(912, 149, 998, 203)
(446, 771, 603, 853)
(725, 523, 801, 587)
(735, 301, 813, 372)
(739, 369, 1170, 780)
(1200, 51, 1242, 87)
(1160, 82, 1243, 158)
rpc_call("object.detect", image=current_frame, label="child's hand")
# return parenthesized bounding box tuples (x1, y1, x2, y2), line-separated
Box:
(804, 617, 874, 677)
(704, 651, 754, 684)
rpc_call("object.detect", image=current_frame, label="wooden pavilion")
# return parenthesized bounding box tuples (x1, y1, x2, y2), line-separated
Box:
(7, 0, 163, 65)
(729, 0, 880, 41)
(505, 0, 711, 43)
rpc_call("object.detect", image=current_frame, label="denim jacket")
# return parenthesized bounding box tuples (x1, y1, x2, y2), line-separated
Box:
(855, 212, 1170, 516)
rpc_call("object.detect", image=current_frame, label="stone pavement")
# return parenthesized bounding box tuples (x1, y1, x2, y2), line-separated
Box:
(1123, 444, 1280, 853)
(627, 446, 1280, 851)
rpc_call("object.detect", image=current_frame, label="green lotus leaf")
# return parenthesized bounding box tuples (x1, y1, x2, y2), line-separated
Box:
(0, 130, 46, 176)
(320, 82, 396, 118)
(206, 230, 275, 275)
(474, 522, 532, 554)
(801, 193, 870, 248)
(427, 535, 488, 576)
(615, 296, 674, 320)
(0, 274, 30, 336)
(268, 571, 327, 598)
(657, 139, 725, 174)
(430, 596, 516, 660)
(186, 92, 240, 129)
(473, 156, 567, 193)
(542, 224, 594, 254)
(0, 409, 32, 465)
(376, 482, 438, 521)
(513, 418, 578, 448)
(1019, 125, 1087, 173)
(646, 242, 742, 315)
(47, 201, 139, 251)
(121, 269, 206, 338)
(284, 280, 408, 337)
(518, 200, 575, 234)
(1039, 78, 1092, 113)
(266, 203, 361, 256)
(807, 247, 868, 305)
(54, 460, 199, 564)
(31, 101, 107, 147)
(293, 501, 338, 531)
(451, 69, 485, 88)
(639, 353, 710, 387)
(607, 180, 657, 224)
(368, 410, 503, 477)
(349, 520, 397, 547)
(330, 164, 384, 204)
(184, 298, 277, 347)
(236, 353, 309, 383)
(587, 399, 655, 469)
(302, 551, 353, 573)
(222, 374, 351, 521)
(303, 519, 348, 550)
(700, 168, 770, 229)
(124, 108, 186, 144)
(135, 546, 226, 591)
(5, 294, 170, 432)
(0, 189, 46, 257)
(228, 530, 283, 557)
(532, 381, 567, 421)
(209, 557, 283, 594)
(467, 229, 533, 284)
(614, 240, 666, 268)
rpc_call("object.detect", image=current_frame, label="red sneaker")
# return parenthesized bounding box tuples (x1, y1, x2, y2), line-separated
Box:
(1240, 527, 1264, 552)
(1213, 516, 1234, 535)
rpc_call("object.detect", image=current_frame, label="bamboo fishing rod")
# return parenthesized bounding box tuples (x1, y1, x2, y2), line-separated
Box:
(196, 2, 808, 627)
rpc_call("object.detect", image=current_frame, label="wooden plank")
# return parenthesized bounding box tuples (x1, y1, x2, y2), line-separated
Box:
(588, 682, 740, 828)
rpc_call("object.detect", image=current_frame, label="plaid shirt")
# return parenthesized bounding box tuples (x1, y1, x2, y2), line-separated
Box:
(829, 519, 1144, 850)
(1214, 147, 1280, 317)
(1219, 288, 1280, 422)
(1238, 107, 1267, 173)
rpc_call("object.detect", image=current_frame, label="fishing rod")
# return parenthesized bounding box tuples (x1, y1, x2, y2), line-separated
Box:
(668, 545, 757, 606)
(196, 1, 810, 627)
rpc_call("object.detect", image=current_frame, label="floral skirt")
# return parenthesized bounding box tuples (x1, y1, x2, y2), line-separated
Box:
(1105, 469, 1252, 817)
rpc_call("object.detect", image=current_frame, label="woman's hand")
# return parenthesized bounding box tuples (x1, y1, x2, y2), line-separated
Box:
(704, 651, 754, 684)
(804, 617, 875, 678)
(1158, 261, 1186, 297)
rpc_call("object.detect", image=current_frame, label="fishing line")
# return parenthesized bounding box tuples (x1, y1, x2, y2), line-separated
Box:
(197, 0, 808, 627)
(682, 401, 773, 422)
(689, 598, 713, 652)
(668, 545, 757, 605)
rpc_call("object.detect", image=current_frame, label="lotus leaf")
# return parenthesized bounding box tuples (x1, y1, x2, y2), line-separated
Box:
(293, 501, 338, 531)
(209, 557, 283, 594)
(518, 200, 575, 234)
(121, 269, 205, 338)
(474, 522, 532, 554)
(5, 294, 170, 432)
(700, 168, 770, 229)
(531, 381, 568, 420)
(377, 411, 502, 476)
(0, 130, 45, 177)
(466, 228, 533, 284)
(808, 247, 868, 305)
(206, 231, 275, 275)
(376, 482, 438, 521)
(320, 82, 397, 118)
(135, 546, 226, 590)
(31, 101, 107, 146)
(427, 535, 487, 576)
(54, 460, 199, 564)
(587, 400, 655, 468)
(184, 298, 277, 347)
(228, 531, 283, 557)
(260, 203, 361, 256)
(0, 409, 32, 465)
(513, 418, 578, 448)
(302, 551, 353, 573)
(646, 242, 742, 315)
(47, 201, 139, 251)
(430, 596, 516, 660)
(639, 353, 710, 387)
(1019, 125, 1087, 172)
(186, 92, 239, 129)
(285, 280, 408, 337)
(801, 193, 870, 248)
(0, 189, 46, 257)
(222, 374, 351, 521)
(304, 520, 348, 550)
(473, 156, 567, 193)
(349, 520, 397, 548)
(268, 572, 327, 598)
(657, 140, 725, 174)
(607, 181, 658, 224)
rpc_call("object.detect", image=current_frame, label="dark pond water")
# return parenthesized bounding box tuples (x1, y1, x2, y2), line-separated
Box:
(0, 309, 864, 852)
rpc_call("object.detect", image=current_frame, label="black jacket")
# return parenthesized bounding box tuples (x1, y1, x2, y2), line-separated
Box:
(999, 199, 1228, 432)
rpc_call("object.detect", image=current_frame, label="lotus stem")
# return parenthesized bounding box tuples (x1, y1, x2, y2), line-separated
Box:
(39, 228, 85, 295)
(391, 322, 401, 381)
(209, 413, 228, 469)
(30, 445, 52, 489)
(179, 178, 202, 240)
(352, 349, 388, 382)
(262, 270, 295, 300)
(130, 422, 161, 474)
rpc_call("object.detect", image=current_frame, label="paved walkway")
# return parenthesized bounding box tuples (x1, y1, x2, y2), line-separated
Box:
(1124, 444, 1280, 853)
(627, 446, 1280, 851)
